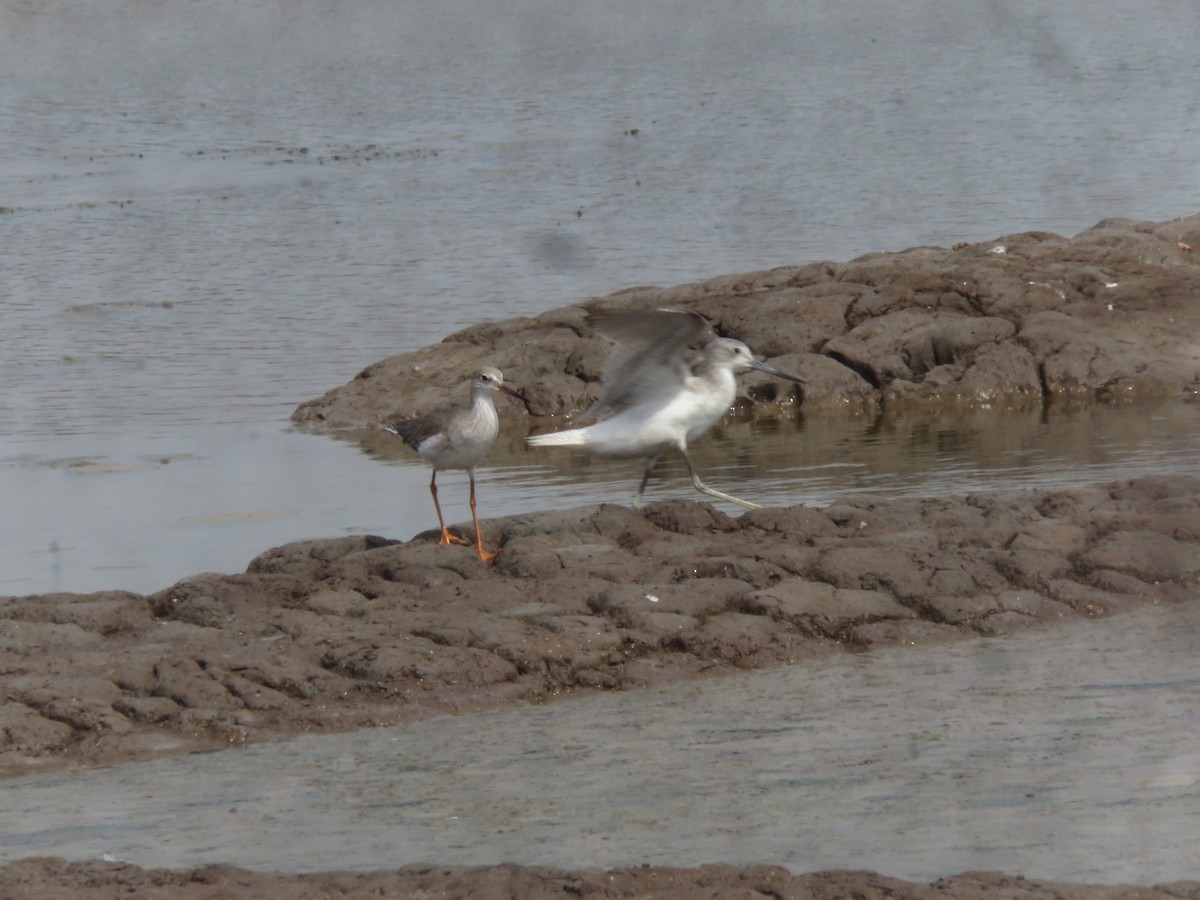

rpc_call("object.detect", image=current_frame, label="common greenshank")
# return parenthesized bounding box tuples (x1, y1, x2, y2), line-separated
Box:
(527, 310, 803, 509)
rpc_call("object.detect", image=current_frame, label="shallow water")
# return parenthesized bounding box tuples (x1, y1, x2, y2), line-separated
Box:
(3, 0, 1200, 595)
(3, 400, 1197, 596)
(3, 599, 1198, 883)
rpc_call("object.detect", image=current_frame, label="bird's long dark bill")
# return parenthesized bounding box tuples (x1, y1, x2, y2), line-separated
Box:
(749, 359, 805, 383)
(501, 384, 535, 412)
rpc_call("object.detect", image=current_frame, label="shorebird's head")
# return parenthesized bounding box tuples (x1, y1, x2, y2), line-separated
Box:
(470, 367, 533, 411)
(704, 338, 805, 383)
(471, 367, 508, 395)
(704, 338, 758, 374)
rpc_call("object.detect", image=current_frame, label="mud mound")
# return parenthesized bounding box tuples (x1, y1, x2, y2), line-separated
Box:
(293, 214, 1200, 434)
(3, 475, 1197, 775)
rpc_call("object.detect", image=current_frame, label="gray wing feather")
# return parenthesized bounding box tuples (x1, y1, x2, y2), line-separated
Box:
(383, 409, 449, 454)
(584, 310, 710, 418)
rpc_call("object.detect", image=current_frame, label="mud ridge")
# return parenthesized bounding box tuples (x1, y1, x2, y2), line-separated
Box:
(3, 475, 1197, 776)
(293, 213, 1200, 436)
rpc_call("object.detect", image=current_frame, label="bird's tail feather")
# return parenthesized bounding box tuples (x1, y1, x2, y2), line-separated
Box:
(527, 429, 588, 448)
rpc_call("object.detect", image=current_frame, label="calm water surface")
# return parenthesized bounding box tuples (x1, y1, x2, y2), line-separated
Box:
(3, 0, 1199, 595)
(3, 599, 1198, 883)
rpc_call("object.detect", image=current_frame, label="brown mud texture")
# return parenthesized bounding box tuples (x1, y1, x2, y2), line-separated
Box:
(293, 214, 1200, 433)
(2, 859, 1199, 900)
(3, 476, 1199, 776)
(4, 214, 1200, 898)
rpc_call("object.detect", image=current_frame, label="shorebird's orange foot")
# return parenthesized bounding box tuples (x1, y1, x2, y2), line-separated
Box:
(438, 529, 470, 546)
(475, 544, 500, 563)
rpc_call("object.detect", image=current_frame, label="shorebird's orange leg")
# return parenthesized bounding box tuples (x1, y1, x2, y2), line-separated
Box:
(467, 470, 499, 562)
(430, 471, 469, 545)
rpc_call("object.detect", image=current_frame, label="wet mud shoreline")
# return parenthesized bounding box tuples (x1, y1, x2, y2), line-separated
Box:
(4, 214, 1200, 897)
(3, 476, 1199, 779)
(3, 859, 1199, 900)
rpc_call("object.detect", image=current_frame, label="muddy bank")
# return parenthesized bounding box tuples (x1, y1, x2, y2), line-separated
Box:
(293, 214, 1200, 436)
(2, 859, 1198, 900)
(3, 475, 1197, 776)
